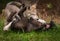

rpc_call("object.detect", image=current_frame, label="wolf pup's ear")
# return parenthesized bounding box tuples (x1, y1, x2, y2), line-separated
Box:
(50, 21, 56, 27)
(22, 4, 25, 7)
(27, 6, 30, 10)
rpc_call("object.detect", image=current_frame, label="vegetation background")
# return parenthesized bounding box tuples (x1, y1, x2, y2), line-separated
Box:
(0, 0, 60, 23)
(0, 0, 60, 41)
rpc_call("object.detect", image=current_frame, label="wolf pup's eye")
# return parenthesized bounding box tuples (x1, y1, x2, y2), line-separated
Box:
(37, 19, 39, 20)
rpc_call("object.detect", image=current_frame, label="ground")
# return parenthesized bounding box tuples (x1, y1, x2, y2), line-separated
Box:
(0, 17, 60, 41)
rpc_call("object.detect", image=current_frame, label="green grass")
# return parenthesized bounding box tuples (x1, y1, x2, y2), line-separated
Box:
(0, 18, 60, 41)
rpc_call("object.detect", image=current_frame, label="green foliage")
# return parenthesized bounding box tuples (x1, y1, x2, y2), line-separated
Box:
(0, 18, 60, 41)
(47, 3, 53, 9)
